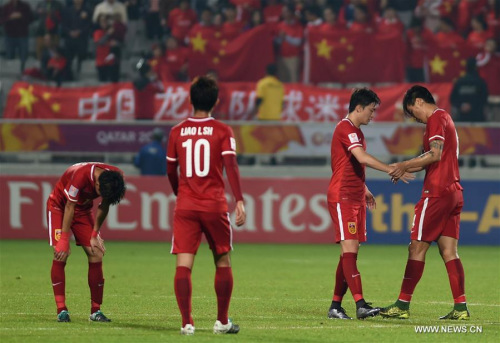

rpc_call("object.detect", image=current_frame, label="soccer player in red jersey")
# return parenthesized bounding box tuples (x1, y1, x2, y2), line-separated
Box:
(327, 88, 413, 320)
(47, 162, 126, 322)
(167, 76, 246, 335)
(381, 85, 469, 320)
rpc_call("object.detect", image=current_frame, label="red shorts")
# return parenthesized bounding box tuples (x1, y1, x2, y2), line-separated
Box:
(411, 190, 463, 242)
(328, 202, 367, 243)
(171, 210, 233, 255)
(47, 202, 94, 247)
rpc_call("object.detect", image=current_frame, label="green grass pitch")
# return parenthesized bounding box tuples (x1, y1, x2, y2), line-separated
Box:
(1, 240, 499, 342)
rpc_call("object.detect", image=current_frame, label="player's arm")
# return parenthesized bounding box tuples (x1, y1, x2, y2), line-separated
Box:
(54, 200, 76, 260)
(167, 160, 179, 195)
(365, 185, 376, 210)
(390, 140, 443, 179)
(223, 154, 246, 227)
(90, 200, 110, 255)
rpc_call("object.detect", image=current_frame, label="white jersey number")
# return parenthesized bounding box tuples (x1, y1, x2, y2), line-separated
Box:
(182, 138, 210, 177)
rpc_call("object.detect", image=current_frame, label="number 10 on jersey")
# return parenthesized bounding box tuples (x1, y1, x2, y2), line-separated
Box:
(182, 139, 210, 177)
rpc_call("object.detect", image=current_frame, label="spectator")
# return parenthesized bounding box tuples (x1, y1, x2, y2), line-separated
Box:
(222, 4, 245, 40)
(434, 17, 465, 48)
(0, 0, 33, 73)
(108, 12, 127, 80)
(46, 46, 68, 87)
(263, 0, 283, 29)
(61, 0, 92, 77)
(304, 5, 323, 28)
(414, 0, 446, 32)
(92, 0, 128, 24)
(406, 16, 434, 82)
(134, 128, 167, 174)
(133, 59, 165, 120)
(93, 14, 118, 82)
(187, 8, 215, 43)
(255, 64, 285, 120)
(34, 0, 64, 60)
(450, 58, 489, 122)
(123, 0, 143, 58)
(467, 15, 493, 50)
(165, 36, 188, 81)
(349, 4, 374, 33)
(485, 0, 500, 41)
(148, 42, 169, 82)
(230, 0, 261, 24)
(318, 6, 345, 32)
(456, 0, 486, 36)
(382, 0, 418, 28)
(245, 9, 263, 30)
(377, 6, 405, 35)
(477, 38, 500, 96)
(167, 0, 197, 44)
(276, 4, 303, 83)
(144, 0, 163, 40)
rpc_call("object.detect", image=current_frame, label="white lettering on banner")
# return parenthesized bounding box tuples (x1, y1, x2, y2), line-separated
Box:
(140, 192, 177, 230)
(107, 183, 137, 230)
(309, 194, 330, 232)
(280, 194, 306, 232)
(78, 93, 111, 121)
(155, 86, 189, 120)
(8, 182, 39, 229)
(116, 89, 135, 121)
(41, 182, 53, 229)
(260, 188, 280, 232)
(305, 94, 342, 121)
(282, 90, 303, 122)
(96, 131, 137, 146)
(228, 91, 256, 120)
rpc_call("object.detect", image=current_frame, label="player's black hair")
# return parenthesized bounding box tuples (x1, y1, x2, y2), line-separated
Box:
(402, 85, 436, 118)
(98, 171, 126, 206)
(190, 75, 218, 112)
(348, 88, 381, 113)
(266, 64, 278, 76)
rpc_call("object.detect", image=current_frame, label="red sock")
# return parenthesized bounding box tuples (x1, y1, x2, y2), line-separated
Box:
(175, 267, 193, 327)
(51, 260, 67, 314)
(398, 259, 425, 302)
(88, 262, 104, 314)
(215, 267, 233, 325)
(445, 259, 466, 304)
(342, 253, 363, 302)
(333, 256, 347, 302)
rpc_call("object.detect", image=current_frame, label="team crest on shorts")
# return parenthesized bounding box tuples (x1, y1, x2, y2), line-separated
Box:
(55, 229, 62, 241)
(348, 222, 357, 234)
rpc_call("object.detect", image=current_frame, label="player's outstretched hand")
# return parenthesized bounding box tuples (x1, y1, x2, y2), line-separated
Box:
(90, 234, 106, 256)
(235, 200, 246, 227)
(365, 189, 376, 210)
(392, 172, 416, 184)
(388, 162, 408, 179)
(54, 232, 71, 260)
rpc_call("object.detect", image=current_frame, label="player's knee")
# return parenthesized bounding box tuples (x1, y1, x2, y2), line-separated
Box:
(440, 248, 458, 262)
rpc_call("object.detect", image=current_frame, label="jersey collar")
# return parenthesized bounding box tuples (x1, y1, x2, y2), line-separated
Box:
(187, 117, 215, 122)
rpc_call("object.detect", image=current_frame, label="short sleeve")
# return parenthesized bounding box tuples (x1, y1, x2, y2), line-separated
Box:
(337, 124, 363, 151)
(427, 112, 446, 142)
(221, 126, 237, 156)
(256, 79, 265, 98)
(166, 129, 178, 163)
(64, 172, 86, 203)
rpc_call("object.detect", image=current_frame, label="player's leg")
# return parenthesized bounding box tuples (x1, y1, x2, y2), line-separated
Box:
(203, 212, 239, 334)
(437, 192, 469, 320)
(172, 210, 203, 335)
(328, 254, 351, 319)
(47, 206, 71, 322)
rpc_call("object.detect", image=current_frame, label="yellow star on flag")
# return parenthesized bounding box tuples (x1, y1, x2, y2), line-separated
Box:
(51, 103, 61, 112)
(219, 49, 226, 56)
(338, 64, 346, 71)
(347, 44, 354, 52)
(213, 57, 220, 64)
(221, 40, 228, 46)
(17, 85, 38, 114)
(315, 39, 333, 59)
(340, 37, 347, 44)
(346, 56, 354, 63)
(430, 55, 448, 75)
(453, 51, 460, 58)
(42, 92, 51, 100)
(191, 32, 207, 53)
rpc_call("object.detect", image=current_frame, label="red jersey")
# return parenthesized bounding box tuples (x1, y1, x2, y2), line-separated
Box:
(434, 31, 465, 48)
(168, 8, 197, 42)
(467, 30, 493, 50)
(222, 21, 245, 40)
(406, 27, 435, 68)
(93, 30, 114, 66)
(277, 20, 304, 57)
(327, 118, 366, 205)
(48, 162, 122, 212)
(167, 117, 237, 212)
(47, 56, 67, 71)
(165, 47, 188, 79)
(422, 109, 462, 198)
(263, 4, 283, 25)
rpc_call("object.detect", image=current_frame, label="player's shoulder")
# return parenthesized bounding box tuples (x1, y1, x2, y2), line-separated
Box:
(335, 118, 356, 132)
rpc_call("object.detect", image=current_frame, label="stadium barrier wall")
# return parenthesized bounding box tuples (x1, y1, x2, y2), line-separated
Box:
(1, 176, 498, 245)
(1, 122, 499, 157)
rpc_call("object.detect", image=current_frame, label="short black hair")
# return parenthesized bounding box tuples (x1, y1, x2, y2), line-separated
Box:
(190, 76, 218, 112)
(348, 88, 380, 113)
(402, 85, 436, 118)
(98, 170, 126, 205)
(266, 63, 277, 76)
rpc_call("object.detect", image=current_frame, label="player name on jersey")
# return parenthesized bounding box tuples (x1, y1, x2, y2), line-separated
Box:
(180, 127, 214, 136)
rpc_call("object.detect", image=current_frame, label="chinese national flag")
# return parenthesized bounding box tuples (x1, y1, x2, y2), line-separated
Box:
(187, 24, 274, 82)
(426, 43, 479, 83)
(306, 30, 405, 84)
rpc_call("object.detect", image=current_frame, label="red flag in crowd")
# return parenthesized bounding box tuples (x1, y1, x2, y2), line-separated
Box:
(187, 24, 275, 82)
(425, 43, 479, 83)
(305, 30, 406, 84)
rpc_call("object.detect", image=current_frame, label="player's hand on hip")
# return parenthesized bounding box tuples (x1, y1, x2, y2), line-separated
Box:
(235, 200, 246, 227)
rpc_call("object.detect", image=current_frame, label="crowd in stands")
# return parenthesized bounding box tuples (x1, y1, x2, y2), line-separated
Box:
(1, 0, 499, 91)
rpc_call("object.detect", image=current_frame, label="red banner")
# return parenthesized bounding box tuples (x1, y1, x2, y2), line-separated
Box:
(187, 24, 275, 82)
(305, 30, 406, 84)
(3, 81, 453, 122)
(0, 176, 332, 244)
